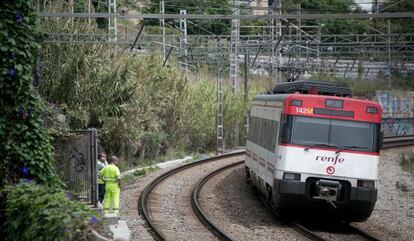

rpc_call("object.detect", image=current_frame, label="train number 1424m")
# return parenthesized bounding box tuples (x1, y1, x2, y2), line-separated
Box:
(295, 107, 313, 114)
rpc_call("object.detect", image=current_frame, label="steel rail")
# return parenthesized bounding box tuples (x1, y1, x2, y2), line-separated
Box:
(289, 222, 327, 241)
(138, 136, 413, 240)
(190, 157, 326, 241)
(383, 135, 414, 149)
(347, 224, 382, 241)
(138, 150, 244, 241)
(258, 189, 327, 241)
(191, 161, 244, 241)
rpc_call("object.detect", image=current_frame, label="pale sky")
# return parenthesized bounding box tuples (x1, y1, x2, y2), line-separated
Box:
(356, 0, 374, 12)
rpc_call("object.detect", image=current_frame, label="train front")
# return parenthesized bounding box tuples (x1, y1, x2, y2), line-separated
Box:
(275, 94, 382, 222)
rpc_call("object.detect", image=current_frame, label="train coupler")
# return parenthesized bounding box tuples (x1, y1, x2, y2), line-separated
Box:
(314, 179, 342, 208)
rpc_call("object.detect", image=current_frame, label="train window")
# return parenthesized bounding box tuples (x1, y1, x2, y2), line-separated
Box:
(330, 120, 375, 152)
(291, 116, 330, 146)
(247, 116, 279, 152)
(286, 116, 379, 153)
(248, 116, 258, 142)
(290, 99, 302, 106)
(280, 116, 293, 144)
(270, 121, 279, 150)
(326, 99, 343, 109)
(366, 107, 378, 114)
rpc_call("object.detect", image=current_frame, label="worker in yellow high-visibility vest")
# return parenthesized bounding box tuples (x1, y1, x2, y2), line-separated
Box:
(100, 156, 121, 215)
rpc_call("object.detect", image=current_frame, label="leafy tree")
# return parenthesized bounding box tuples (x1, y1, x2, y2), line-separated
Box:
(381, 0, 414, 33)
(143, 0, 232, 35)
(282, 0, 370, 34)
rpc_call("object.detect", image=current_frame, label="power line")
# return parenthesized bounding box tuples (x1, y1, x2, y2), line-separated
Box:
(37, 12, 414, 20)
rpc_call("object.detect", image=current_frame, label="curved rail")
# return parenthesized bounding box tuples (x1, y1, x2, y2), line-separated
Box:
(191, 161, 244, 241)
(347, 224, 381, 241)
(138, 136, 413, 240)
(191, 159, 326, 241)
(138, 150, 245, 241)
(260, 200, 327, 241)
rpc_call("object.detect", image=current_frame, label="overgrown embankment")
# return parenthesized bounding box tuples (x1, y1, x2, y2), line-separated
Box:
(39, 43, 263, 168)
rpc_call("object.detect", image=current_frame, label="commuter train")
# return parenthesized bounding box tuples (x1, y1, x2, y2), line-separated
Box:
(245, 81, 382, 222)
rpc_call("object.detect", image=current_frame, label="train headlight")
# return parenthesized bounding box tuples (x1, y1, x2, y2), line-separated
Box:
(357, 180, 375, 188)
(283, 172, 301, 181)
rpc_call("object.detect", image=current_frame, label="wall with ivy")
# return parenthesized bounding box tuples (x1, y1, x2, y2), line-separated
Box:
(0, 0, 55, 186)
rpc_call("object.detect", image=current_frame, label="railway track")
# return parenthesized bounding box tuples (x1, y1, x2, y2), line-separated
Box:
(138, 135, 413, 241)
(138, 151, 244, 241)
(383, 135, 414, 149)
(191, 161, 243, 241)
(191, 156, 381, 241)
(293, 221, 382, 241)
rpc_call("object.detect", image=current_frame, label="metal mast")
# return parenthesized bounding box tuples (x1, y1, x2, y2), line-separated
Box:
(217, 41, 225, 154)
(108, 0, 117, 42)
(270, 0, 282, 81)
(230, 0, 240, 148)
(230, 0, 240, 93)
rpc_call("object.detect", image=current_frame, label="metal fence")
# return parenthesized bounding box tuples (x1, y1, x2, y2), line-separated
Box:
(53, 129, 98, 207)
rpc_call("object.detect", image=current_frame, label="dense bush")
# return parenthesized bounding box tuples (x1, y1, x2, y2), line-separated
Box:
(2, 182, 98, 241)
(0, 0, 55, 185)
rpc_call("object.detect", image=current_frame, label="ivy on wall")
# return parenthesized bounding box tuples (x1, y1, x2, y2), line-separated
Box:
(0, 0, 55, 185)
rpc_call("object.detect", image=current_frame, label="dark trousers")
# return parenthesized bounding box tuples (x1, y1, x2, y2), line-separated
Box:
(98, 183, 106, 203)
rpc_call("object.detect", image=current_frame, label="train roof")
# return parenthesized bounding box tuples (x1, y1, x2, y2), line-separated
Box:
(253, 93, 380, 107)
(271, 80, 352, 97)
(252, 93, 381, 123)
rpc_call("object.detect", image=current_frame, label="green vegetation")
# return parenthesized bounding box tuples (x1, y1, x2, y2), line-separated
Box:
(0, 2, 100, 240)
(382, 0, 414, 33)
(36, 5, 264, 166)
(2, 182, 99, 241)
(400, 152, 414, 174)
(283, 0, 368, 34)
(143, 0, 232, 35)
(39, 42, 250, 159)
(121, 166, 159, 184)
(308, 71, 413, 97)
(0, 0, 56, 186)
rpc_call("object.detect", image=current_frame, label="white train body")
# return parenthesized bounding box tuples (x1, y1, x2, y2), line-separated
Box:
(245, 94, 382, 221)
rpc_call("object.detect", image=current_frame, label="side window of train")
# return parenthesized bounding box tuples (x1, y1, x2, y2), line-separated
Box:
(249, 116, 257, 142)
(248, 116, 254, 141)
(271, 121, 279, 151)
(263, 119, 268, 148)
(279, 115, 291, 144)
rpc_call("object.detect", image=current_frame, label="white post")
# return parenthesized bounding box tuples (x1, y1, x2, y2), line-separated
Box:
(108, 0, 117, 42)
(179, 10, 188, 71)
(160, 0, 166, 61)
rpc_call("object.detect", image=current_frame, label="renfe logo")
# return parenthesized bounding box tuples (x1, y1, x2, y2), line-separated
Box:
(316, 155, 345, 165)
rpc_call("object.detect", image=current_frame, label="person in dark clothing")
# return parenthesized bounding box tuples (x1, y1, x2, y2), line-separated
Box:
(97, 152, 108, 204)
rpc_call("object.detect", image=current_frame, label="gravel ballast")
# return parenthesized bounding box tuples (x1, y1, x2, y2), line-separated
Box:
(354, 146, 414, 241)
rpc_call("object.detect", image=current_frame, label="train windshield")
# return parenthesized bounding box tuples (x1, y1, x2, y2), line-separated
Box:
(280, 116, 380, 152)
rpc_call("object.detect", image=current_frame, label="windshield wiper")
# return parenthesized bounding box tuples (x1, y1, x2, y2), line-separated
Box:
(304, 143, 337, 151)
(335, 145, 369, 154)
